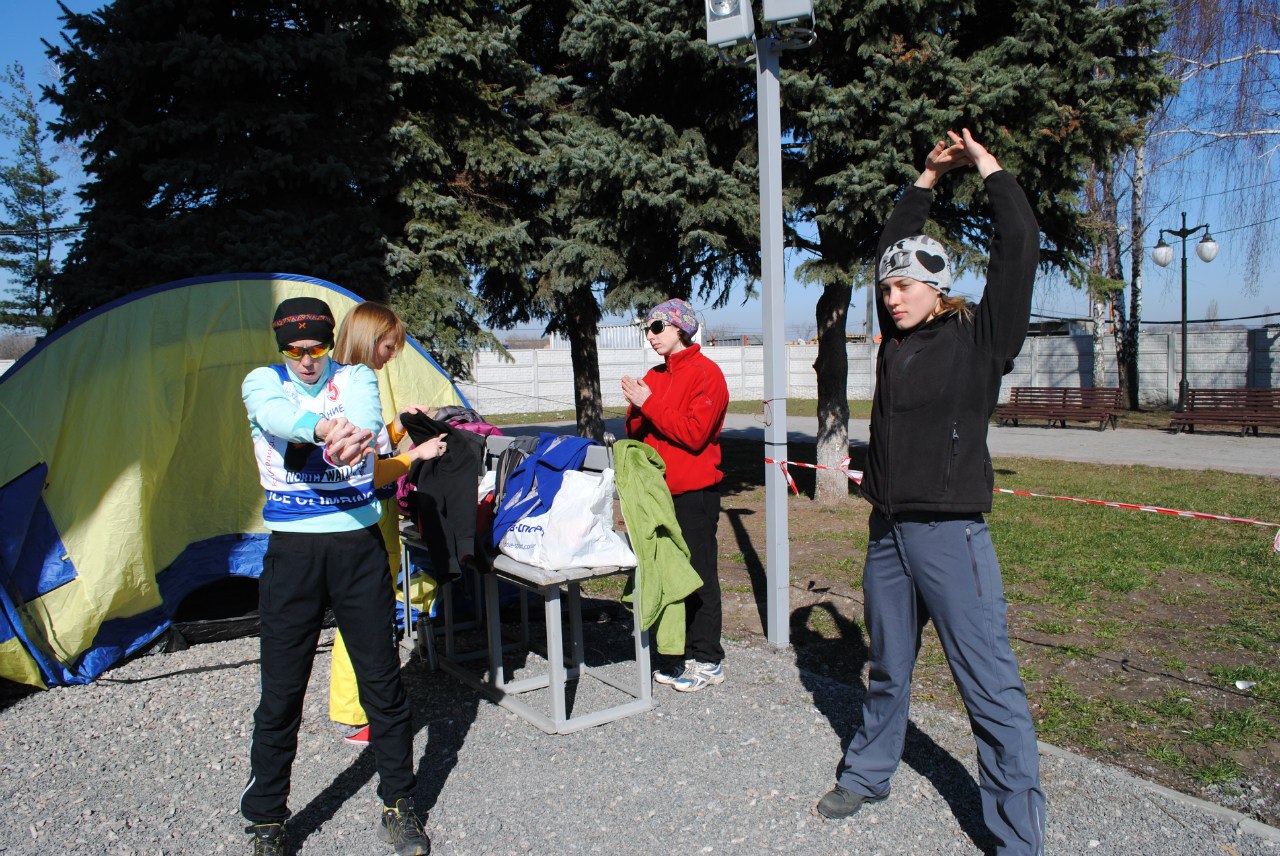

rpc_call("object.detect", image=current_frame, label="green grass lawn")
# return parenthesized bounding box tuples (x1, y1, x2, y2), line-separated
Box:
(798, 452, 1278, 810)
(987, 458, 1278, 599)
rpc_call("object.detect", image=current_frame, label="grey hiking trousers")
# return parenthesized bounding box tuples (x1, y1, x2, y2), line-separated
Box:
(837, 510, 1045, 856)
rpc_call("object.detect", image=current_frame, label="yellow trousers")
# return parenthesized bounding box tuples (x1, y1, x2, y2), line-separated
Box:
(329, 507, 437, 726)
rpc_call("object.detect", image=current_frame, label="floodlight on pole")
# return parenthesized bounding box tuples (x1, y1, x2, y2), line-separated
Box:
(762, 0, 813, 25)
(705, 0, 755, 48)
(1151, 211, 1218, 411)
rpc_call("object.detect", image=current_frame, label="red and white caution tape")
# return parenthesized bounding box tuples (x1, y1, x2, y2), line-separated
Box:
(762, 457, 797, 494)
(764, 456, 863, 495)
(992, 486, 1280, 552)
(763, 456, 1280, 552)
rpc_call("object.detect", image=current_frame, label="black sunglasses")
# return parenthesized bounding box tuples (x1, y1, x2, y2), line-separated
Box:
(645, 320, 669, 335)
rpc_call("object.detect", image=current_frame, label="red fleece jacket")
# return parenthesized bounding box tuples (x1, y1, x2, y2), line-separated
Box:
(625, 344, 729, 495)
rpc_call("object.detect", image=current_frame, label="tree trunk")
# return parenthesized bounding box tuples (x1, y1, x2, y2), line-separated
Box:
(1102, 160, 1131, 402)
(813, 279, 853, 503)
(1124, 138, 1147, 410)
(1089, 223, 1107, 388)
(1091, 293, 1107, 385)
(561, 287, 605, 440)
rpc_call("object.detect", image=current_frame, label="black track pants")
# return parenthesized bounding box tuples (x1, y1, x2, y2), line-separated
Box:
(672, 488, 724, 665)
(240, 526, 415, 823)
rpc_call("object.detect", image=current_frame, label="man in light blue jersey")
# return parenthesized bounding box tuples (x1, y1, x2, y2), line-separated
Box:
(238, 296, 429, 856)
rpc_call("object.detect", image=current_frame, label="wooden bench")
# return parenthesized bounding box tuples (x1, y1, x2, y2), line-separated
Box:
(995, 386, 1123, 431)
(1168, 388, 1280, 436)
(424, 434, 652, 734)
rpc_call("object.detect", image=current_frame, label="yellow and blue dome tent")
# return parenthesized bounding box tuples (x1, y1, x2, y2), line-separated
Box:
(0, 273, 466, 689)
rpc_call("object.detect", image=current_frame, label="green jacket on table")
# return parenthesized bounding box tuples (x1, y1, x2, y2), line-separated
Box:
(613, 439, 703, 655)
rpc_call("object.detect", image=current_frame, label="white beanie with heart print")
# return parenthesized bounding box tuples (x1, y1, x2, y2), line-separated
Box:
(878, 235, 952, 295)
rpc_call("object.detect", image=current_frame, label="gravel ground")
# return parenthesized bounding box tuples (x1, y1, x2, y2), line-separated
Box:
(2, 622, 1277, 856)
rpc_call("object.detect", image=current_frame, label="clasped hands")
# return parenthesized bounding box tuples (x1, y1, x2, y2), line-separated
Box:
(917, 128, 1002, 188)
(621, 375, 651, 408)
(318, 417, 448, 467)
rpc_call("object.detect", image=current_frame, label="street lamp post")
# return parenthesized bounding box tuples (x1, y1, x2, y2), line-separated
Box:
(1151, 212, 1219, 411)
(704, 0, 815, 648)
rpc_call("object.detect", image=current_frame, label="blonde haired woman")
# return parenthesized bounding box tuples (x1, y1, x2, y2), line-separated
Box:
(336, 302, 406, 382)
(330, 301, 437, 744)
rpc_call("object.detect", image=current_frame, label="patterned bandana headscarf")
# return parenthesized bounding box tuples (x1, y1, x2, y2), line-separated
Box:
(644, 298, 699, 336)
(878, 235, 952, 295)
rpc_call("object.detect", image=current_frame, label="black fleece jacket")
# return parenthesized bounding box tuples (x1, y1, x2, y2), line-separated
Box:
(860, 170, 1039, 516)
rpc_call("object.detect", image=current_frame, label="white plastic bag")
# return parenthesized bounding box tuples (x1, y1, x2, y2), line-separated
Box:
(497, 468, 636, 570)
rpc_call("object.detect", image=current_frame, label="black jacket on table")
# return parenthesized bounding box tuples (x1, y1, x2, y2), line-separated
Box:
(400, 412, 486, 578)
(861, 170, 1039, 516)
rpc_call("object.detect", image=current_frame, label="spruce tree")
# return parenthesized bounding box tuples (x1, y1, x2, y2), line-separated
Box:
(474, 0, 757, 437)
(383, 1, 540, 379)
(45, 0, 402, 324)
(0, 63, 69, 333)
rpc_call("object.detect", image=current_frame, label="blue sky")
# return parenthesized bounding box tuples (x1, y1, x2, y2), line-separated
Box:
(3, 1, 1277, 340)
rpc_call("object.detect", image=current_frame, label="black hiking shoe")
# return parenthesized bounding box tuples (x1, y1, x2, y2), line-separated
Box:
(245, 822, 288, 856)
(816, 785, 889, 820)
(379, 797, 431, 855)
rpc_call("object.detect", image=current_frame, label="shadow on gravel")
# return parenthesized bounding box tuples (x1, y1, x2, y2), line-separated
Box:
(724, 507, 767, 629)
(285, 649, 484, 849)
(792, 597, 999, 854)
(405, 655, 484, 819)
(376, 590, 639, 831)
(98, 658, 262, 684)
(287, 737, 381, 842)
(0, 678, 38, 715)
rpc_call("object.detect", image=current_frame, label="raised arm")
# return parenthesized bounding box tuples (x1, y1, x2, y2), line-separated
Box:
(970, 170, 1039, 359)
(243, 367, 323, 443)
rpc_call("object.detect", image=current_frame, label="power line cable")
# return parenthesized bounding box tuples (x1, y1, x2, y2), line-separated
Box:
(1147, 213, 1280, 248)
(1182, 177, 1280, 202)
(1143, 310, 1280, 324)
(0, 225, 85, 237)
(1206, 214, 1280, 236)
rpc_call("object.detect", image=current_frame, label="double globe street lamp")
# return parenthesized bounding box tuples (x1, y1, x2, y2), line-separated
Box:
(1151, 212, 1220, 411)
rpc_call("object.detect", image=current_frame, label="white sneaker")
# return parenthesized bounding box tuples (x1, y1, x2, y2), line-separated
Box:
(672, 661, 724, 692)
(653, 659, 695, 686)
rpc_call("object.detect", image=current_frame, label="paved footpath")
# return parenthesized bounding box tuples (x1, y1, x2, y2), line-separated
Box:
(722, 413, 1280, 478)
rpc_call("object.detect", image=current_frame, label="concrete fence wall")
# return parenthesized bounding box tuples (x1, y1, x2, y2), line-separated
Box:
(455, 328, 1280, 415)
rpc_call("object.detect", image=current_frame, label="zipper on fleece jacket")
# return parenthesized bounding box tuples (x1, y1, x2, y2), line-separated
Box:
(944, 424, 959, 492)
(881, 339, 899, 515)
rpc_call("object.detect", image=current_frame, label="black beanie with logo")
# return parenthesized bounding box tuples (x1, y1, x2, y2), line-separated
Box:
(272, 297, 335, 348)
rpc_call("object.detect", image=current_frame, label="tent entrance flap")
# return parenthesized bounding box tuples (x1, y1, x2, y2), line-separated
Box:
(0, 464, 78, 602)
